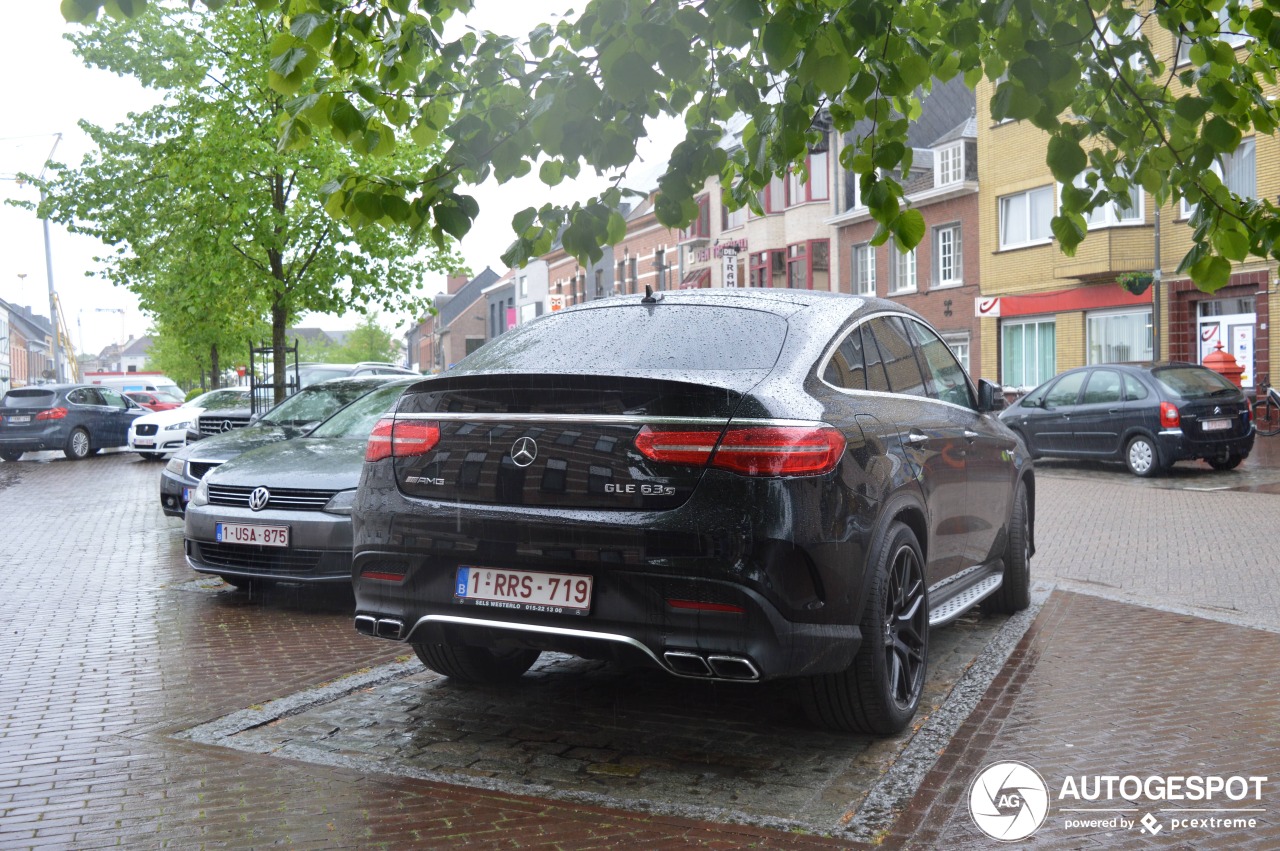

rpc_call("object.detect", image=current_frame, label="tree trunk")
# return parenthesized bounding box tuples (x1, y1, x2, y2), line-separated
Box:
(271, 298, 288, 406)
(210, 343, 221, 389)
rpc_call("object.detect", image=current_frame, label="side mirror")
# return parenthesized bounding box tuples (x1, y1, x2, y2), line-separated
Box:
(978, 379, 1006, 413)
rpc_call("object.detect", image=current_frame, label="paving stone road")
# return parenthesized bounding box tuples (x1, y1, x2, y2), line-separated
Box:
(2, 439, 1280, 848)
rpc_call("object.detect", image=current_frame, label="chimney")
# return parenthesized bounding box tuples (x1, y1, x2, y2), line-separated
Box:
(446, 273, 470, 294)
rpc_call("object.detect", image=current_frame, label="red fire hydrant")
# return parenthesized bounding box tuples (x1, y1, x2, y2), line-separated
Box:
(1202, 341, 1245, 388)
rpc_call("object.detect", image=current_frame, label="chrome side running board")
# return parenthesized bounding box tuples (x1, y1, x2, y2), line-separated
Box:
(928, 573, 1003, 627)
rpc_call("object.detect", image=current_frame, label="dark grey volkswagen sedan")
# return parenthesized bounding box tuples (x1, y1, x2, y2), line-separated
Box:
(349, 289, 1034, 734)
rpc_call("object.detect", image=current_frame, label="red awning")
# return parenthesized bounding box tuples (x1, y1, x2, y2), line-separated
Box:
(680, 269, 711, 289)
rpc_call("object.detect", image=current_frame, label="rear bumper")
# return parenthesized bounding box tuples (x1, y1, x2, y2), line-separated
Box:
(351, 467, 875, 681)
(1156, 428, 1254, 462)
(0, 426, 64, 453)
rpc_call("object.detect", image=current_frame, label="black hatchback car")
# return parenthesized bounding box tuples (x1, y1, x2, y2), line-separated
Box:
(1, 384, 146, 461)
(349, 290, 1034, 735)
(999, 362, 1254, 476)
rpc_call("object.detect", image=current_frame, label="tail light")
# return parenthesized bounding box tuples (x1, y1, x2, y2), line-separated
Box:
(35, 407, 68, 421)
(635, 424, 845, 477)
(365, 417, 440, 462)
(1159, 402, 1181, 429)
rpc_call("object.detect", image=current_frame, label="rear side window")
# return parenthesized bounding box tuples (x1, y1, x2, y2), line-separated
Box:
(458, 305, 788, 372)
(3, 390, 57, 408)
(865, 317, 927, 397)
(1123, 373, 1149, 401)
(823, 327, 870, 391)
(1152, 366, 1239, 399)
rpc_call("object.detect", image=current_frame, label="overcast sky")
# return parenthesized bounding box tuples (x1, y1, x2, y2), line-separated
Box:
(0, 2, 675, 359)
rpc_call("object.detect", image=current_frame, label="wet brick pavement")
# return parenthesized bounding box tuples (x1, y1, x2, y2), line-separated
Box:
(4, 437, 1280, 848)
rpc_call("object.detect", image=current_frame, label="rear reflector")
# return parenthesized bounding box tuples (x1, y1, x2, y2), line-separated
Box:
(362, 569, 407, 582)
(365, 417, 440, 462)
(35, 407, 68, 421)
(667, 599, 746, 614)
(635, 424, 845, 477)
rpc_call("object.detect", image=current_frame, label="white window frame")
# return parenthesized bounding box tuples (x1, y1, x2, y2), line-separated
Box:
(852, 243, 876, 296)
(933, 223, 963, 288)
(1180, 138, 1254, 219)
(1072, 170, 1144, 229)
(1001, 316, 1057, 389)
(998, 186, 1055, 250)
(890, 248, 917, 294)
(935, 142, 964, 187)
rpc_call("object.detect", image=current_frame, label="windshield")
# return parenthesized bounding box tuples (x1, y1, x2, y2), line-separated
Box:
(299, 367, 353, 387)
(260, 382, 381, 427)
(1152, 366, 1240, 400)
(309, 382, 410, 439)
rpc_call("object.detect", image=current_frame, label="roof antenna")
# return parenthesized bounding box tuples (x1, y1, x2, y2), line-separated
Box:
(642, 284, 663, 304)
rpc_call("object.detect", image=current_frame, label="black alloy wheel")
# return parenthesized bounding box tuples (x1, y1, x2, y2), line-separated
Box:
(802, 522, 928, 735)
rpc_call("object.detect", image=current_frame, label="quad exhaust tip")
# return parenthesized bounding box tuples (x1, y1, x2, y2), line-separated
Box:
(663, 650, 759, 681)
(354, 615, 405, 640)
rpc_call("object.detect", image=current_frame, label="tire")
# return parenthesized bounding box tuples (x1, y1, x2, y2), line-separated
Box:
(219, 574, 260, 591)
(1253, 400, 1280, 436)
(64, 428, 92, 460)
(0, 450, 22, 462)
(801, 522, 928, 735)
(413, 642, 540, 684)
(1207, 453, 1243, 471)
(985, 481, 1031, 614)
(1124, 434, 1164, 477)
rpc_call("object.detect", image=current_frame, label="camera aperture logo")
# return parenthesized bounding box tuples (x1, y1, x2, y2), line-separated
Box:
(968, 761, 1051, 841)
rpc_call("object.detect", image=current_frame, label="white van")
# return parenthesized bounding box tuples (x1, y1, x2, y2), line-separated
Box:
(84, 372, 184, 400)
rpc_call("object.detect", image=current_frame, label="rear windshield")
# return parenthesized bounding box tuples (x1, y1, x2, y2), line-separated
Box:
(1152, 366, 1241, 400)
(458, 305, 788, 372)
(3, 389, 57, 408)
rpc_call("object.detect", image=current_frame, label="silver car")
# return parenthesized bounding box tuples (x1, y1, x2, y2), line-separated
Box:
(183, 378, 416, 589)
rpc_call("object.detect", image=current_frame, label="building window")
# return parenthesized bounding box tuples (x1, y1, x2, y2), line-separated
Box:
(935, 142, 964, 187)
(722, 199, 747, 230)
(1181, 138, 1255, 218)
(852, 243, 876, 296)
(890, 248, 917, 294)
(1001, 317, 1056, 388)
(682, 195, 711, 240)
(998, 186, 1054, 249)
(1073, 170, 1144, 228)
(750, 249, 786, 288)
(629, 256, 638, 294)
(518, 276, 528, 298)
(1087, 309, 1152, 364)
(787, 150, 830, 205)
(787, 243, 808, 288)
(761, 175, 786, 213)
(933, 223, 963, 287)
(941, 331, 970, 375)
(782, 239, 830, 289)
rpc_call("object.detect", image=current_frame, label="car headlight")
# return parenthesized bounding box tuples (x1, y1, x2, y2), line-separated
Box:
(190, 477, 210, 507)
(323, 489, 357, 515)
(166, 457, 185, 476)
(165, 421, 191, 431)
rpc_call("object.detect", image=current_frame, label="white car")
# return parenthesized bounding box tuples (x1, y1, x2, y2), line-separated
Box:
(129, 388, 251, 459)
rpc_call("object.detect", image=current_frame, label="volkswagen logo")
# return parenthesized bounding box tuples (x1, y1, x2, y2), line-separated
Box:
(510, 436, 538, 468)
(220, 419, 235, 433)
(248, 486, 271, 511)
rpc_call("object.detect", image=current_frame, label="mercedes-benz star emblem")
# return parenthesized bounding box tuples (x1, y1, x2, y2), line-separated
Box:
(220, 419, 234, 433)
(248, 486, 271, 511)
(510, 436, 538, 468)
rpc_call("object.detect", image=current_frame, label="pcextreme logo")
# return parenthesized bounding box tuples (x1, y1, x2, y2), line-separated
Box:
(968, 761, 1050, 841)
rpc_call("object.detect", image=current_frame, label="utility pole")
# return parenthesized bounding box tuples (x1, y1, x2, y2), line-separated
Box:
(38, 134, 64, 382)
